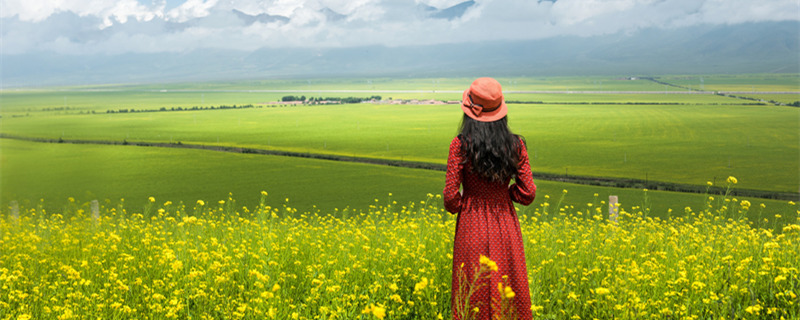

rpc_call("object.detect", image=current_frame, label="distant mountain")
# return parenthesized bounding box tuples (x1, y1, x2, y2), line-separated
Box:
(415, 1, 475, 20)
(1, 21, 797, 87)
(232, 9, 289, 25)
(430, 1, 476, 20)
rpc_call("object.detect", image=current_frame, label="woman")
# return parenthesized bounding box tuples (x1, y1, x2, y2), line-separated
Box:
(444, 77, 536, 320)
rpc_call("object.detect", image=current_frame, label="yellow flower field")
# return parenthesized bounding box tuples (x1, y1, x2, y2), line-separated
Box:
(1, 185, 798, 319)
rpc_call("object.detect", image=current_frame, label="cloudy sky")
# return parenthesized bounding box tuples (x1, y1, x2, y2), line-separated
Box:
(1, 0, 798, 55)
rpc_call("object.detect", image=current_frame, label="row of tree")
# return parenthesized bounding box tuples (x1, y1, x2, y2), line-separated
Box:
(281, 96, 382, 103)
(106, 104, 257, 114)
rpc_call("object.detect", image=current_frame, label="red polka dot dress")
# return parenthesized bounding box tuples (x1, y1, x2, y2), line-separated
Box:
(443, 136, 536, 320)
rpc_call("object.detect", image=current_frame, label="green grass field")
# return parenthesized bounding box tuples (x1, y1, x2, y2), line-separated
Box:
(1, 74, 798, 214)
(2, 101, 797, 193)
(9, 76, 697, 93)
(0, 88, 748, 117)
(1, 138, 794, 229)
(735, 94, 800, 104)
(658, 74, 800, 92)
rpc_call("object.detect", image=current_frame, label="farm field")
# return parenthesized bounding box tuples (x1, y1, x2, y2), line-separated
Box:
(0, 88, 745, 117)
(2, 137, 795, 226)
(657, 74, 799, 92)
(735, 94, 800, 104)
(2, 99, 797, 193)
(1, 76, 700, 95)
(5, 74, 797, 116)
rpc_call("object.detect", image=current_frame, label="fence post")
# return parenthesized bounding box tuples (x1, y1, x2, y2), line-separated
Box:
(91, 200, 100, 226)
(609, 196, 619, 223)
(10, 201, 19, 224)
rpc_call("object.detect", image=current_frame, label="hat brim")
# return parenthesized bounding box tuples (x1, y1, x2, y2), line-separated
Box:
(461, 89, 508, 122)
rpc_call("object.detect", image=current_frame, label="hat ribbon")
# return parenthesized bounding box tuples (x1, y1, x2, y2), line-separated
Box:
(468, 94, 484, 116)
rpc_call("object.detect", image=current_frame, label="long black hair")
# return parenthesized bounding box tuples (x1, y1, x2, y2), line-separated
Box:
(458, 114, 524, 182)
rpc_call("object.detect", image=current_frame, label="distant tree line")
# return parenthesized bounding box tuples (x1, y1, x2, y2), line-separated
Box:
(715, 93, 791, 106)
(281, 95, 306, 102)
(282, 95, 382, 104)
(106, 104, 257, 114)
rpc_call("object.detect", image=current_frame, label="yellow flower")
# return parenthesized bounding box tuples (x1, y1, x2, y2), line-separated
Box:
(726, 176, 738, 184)
(389, 283, 398, 291)
(372, 305, 386, 319)
(741, 200, 751, 208)
(170, 260, 183, 272)
(148, 196, 155, 202)
(706, 181, 713, 186)
(568, 292, 579, 300)
(479, 255, 498, 272)
(745, 305, 762, 314)
(764, 242, 779, 250)
(774, 275, 787, 283)
(783, 224, 800, 233)
(17, 314, 32, 320)
(504, 286, 516, 299)
(197, 200, 205, 206)
(691, 281, 706, 291)
(595, 287, 610, 295)
(261, 190, 268, 196)
(272, 283, 281, 292)
(414, 277, 429, 292)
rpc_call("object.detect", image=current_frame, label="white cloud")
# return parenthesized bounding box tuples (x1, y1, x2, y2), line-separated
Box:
(1, 0, 160, 24)
(1, 0, 797, 55)
(166, 0, 218, 22)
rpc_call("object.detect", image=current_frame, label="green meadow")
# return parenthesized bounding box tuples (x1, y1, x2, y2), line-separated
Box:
(736, 94, 800, 104)
(1, 77, 765, 115)
(1, 74, 798, 220)
(1, 138, 794, 228)
(658, 74, 799, 92)
(2, 100, 797, 193)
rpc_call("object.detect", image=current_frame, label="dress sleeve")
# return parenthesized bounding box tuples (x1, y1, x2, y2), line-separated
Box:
(443, 136, 464, 214)
(509, 138, 536, 205)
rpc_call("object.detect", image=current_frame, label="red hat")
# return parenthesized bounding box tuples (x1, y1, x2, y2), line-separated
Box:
(461, 77, 507, 122)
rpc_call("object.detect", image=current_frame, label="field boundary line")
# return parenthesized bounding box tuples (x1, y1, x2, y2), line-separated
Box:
(2, 133, 797, 201)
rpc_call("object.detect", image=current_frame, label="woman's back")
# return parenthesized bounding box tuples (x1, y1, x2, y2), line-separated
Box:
(443, 78, 536, 320)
